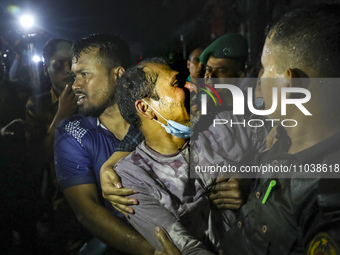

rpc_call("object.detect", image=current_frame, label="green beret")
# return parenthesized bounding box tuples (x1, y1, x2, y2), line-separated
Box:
(200, 33, 248, 65)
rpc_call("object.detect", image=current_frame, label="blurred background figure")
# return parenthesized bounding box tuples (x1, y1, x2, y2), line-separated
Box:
(9, 37, 31, 83)
(186, 47, 204, 85)
(25, 38, 85, 254)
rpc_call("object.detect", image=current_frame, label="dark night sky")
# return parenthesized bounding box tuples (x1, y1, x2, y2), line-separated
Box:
(3, 0, 334, 69)
(2, 0, 140, 39)
(35, 0, 141, 40)
(1, 0, 337, 61)
(0, 0, 212, 61)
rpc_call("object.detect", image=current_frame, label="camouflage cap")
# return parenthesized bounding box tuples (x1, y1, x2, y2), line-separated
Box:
(200, 33, 248, 65)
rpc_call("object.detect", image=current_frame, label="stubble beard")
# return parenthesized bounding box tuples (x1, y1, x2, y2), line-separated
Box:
(79, 84, 116, 117)
(79, 103, 107, 118)
(79, 96, 115, 118)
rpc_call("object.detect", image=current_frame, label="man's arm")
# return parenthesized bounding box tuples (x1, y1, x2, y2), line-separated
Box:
(101, 155, 245, 215)
(101, 151, 138, 216)
(44, 85, 77, 185)
(1, 119, 26, 137)
(25, 85, 77, 173)
(9, 39, 23, 81)
(100, 126, 145, 215)
(154, 227, 181, 255)
(44, 84, 78, 160)
(115, 162, 215, 255)
(124, 192, 214, 255)
(63, 184, 154, 255)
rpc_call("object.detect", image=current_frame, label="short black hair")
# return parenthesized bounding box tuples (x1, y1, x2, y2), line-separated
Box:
(267, 4, 340, 77)
(115, 57, 169, 128)
(71, 33, 131, 72)
(188, 47, 203, 61)
(43, 39, 71, 66)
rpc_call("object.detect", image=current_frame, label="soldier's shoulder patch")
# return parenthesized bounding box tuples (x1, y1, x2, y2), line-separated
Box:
(308, 232, 340, 255)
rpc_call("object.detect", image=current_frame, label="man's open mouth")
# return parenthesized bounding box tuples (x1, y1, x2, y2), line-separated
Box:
(76, 94, 87, 105)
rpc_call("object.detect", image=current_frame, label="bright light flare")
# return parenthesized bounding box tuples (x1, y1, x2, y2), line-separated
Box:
(32, 55, 41, 63)
(20, 15, 34, 28)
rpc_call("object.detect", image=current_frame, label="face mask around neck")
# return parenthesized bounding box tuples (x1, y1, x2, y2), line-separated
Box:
(142, 99, 191, 139)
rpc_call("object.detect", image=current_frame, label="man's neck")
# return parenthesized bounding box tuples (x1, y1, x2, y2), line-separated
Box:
(285, 115, 340, 154)
(143, 125, 187, 155)
(146, 137, 187, 155)
(99, 103, 130, 140)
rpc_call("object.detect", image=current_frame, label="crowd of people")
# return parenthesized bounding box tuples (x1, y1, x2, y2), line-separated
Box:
(1, 4, 340, 255)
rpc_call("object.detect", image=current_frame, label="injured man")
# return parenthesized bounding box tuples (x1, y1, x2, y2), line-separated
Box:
(107, 57, 266, 254)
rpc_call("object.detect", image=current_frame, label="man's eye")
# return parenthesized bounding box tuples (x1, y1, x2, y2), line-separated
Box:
(217, 69, 227, 74)
(191, 58, 200, 65)
(53, 62, 62, 69)
(82, 72, 88, 77)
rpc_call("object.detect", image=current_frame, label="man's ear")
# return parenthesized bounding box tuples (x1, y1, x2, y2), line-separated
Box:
(115, 66, 125, 78)
(284, 68, 310, 99)
(284, 68, 310, 89)
(135, 99, 155, 120)
(187, 60, 191, 69)
(110, 66, 125, 81)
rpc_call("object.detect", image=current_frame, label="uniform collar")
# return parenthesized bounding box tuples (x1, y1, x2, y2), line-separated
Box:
(51, 88, 59, 104)
(259, 125, 340, 164)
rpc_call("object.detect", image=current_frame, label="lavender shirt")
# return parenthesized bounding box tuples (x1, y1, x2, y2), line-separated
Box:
(114, 111, 267, 254)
